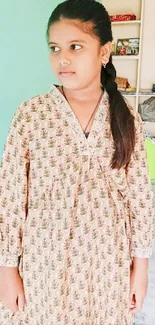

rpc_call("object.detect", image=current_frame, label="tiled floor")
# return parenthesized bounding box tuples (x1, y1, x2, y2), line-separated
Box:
(134, 179, 155, 325)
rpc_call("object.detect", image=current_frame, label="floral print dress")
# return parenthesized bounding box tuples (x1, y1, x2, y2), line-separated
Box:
(0, 84, 154, 325)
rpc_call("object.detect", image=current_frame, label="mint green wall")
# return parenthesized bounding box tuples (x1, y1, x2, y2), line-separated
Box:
(0, 1, 61, 158)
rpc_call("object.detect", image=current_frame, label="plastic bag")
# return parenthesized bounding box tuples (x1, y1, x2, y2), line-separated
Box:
(138, 97, 155, 122)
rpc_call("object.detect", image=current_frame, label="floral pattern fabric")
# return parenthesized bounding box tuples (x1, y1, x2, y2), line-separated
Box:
(0, 84, 154, 325)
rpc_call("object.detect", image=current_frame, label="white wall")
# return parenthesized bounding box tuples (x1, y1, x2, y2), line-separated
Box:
(140, 0, 155, 89)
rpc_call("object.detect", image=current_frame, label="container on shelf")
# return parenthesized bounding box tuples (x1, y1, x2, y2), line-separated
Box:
(110, 14, 136, 22)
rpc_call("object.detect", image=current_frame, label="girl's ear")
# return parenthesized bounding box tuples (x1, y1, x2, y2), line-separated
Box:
(101, 41, 112, 64)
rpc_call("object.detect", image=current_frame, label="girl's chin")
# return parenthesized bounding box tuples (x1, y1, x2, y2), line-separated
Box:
(57, 75, 78, 86)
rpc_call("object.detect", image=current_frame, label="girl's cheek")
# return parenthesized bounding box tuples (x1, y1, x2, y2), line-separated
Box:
(49, 56, 56, 67)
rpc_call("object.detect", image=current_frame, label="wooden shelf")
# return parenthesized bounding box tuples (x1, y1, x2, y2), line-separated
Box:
(143, 121, 155, 124)
(112, 20, 141, 25)
(112, 55, 140, 60)
(120, 91, 155, 97)
(121, 93, 137, 97)
(139, 93, 155, 97)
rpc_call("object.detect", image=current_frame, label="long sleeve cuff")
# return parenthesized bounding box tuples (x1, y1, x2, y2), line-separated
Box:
(0, 255, 19, 267)
(131, 247, 153, 258)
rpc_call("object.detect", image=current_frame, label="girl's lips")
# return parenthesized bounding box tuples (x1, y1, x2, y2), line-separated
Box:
(59, 72, 75, 76)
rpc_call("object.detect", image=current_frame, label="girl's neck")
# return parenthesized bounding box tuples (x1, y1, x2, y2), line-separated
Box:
(59, 84, 103, 103)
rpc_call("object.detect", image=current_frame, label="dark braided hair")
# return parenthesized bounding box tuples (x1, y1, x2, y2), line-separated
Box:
(46, 0, 135, 170)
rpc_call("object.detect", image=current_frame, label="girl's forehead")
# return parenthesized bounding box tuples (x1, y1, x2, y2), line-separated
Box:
(48, 19, 97, 42)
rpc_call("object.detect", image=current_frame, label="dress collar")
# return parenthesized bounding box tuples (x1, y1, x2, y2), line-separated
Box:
(48, 84, 110, 155)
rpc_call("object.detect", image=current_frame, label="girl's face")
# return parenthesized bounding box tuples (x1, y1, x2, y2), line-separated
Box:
(48, 19, 111, 90)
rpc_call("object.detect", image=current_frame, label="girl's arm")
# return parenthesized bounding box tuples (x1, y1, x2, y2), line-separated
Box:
(0, 103, 29, 268)
(125, 111, 154, 262)
(125, 111, 154, 313)
(132, 257, 149, 270)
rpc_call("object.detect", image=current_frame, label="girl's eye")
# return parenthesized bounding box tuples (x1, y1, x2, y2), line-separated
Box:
(50, 46, 60, 52)
(71, 44, 82, 50)
(49, 44, 82, 52)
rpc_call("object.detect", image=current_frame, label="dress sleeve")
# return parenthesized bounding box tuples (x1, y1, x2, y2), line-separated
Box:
(125, 111, 154, 258)
(0, 104, 29, 267)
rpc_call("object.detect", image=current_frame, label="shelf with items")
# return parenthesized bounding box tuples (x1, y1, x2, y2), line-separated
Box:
(103, 0, 142, 21)
(106, 0, 145, 111)
(120, 90, 155, 97)
(139, 89, 155, 97)
(103, 0, 155, 166)
(139, 94, 155, 97)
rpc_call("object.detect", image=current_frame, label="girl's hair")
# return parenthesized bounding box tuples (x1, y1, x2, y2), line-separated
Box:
(46, 0, 135, 170)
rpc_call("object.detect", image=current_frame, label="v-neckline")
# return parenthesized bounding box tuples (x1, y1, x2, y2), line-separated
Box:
(48, 84, 109, 155)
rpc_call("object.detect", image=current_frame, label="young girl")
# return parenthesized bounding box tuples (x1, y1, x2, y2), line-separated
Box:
(0, 0, 154, 324)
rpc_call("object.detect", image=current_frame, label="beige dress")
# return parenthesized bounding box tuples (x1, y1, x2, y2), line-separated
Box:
(0, 84, 154, 325)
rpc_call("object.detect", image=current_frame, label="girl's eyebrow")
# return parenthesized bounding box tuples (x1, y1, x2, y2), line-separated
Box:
(48, 39, 86, 45)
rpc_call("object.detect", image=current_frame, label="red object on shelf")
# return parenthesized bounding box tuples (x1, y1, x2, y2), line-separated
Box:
(110, 14, 136, 22)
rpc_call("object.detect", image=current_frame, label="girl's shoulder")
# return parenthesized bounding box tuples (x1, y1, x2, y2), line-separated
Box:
(14, 85, 57, 118)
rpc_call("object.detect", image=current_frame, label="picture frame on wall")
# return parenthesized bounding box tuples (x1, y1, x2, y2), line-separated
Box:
(116, 38, 140, 56)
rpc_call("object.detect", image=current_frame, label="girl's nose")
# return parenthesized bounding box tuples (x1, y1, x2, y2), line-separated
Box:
(59, 57, 71, 67)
